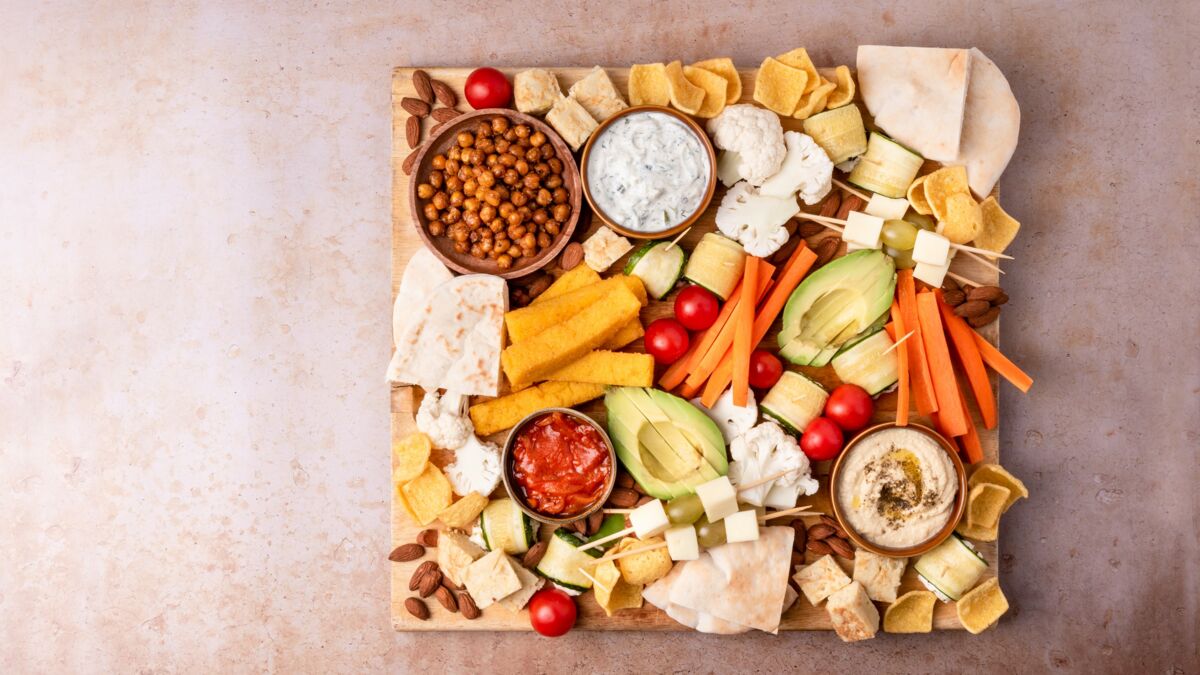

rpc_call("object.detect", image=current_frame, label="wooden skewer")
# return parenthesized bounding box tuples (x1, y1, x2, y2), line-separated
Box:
(950, 241, 1014, 260)
(664, 226, 692, 252)
(575, 526, 634, 553)
(583, 541, 670, 566)
(946, 270, 987, 288)
(958, 248, 1005, 274)
(576, 566, 611, 592)
(736, 468, 797, 492)
(602, 508, 633, 514)
(882, 330, 914, 355)
(758, 505, 813, 522)
(832, 177, 871, 202)
(795, 212, 845, 233)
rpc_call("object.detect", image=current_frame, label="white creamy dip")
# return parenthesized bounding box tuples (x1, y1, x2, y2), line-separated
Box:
(586, 111, 710, 233)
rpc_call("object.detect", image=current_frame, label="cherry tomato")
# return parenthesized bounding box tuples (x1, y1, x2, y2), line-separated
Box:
(800, 417, 844, 461)
(825, 384, 875, 431)
(644, 318, 690, 364)
(748, 350, 783, 389)
(464, 67, 513, 109)
(528, 587, 577, 637)
(673, 285, 720, 331)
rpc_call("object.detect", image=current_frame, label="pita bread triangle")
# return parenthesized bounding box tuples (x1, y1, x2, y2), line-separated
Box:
(949, 48, 1021, 198)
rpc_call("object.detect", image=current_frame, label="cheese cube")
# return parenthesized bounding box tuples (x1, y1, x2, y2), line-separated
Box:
(826, 581, 880, 642)
(723, 510, 760, 543)
(629, 499, 670, 539)
(664, 524, 700, 561)
(913, 257, 951, 288)
(581, 225, 633, 272)
(912, 229, 951, 266)
(842, 211, 884, 249)
(794, 554, 852, 605)
(865, 194, 910, 220)
(695, 476, 739, 522)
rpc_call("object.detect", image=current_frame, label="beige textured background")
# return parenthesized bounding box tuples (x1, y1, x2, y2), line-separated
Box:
(2, 1, 1197, 672)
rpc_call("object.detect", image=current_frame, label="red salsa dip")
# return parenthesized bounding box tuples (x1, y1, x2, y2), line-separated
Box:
(512, 412, 612, 518)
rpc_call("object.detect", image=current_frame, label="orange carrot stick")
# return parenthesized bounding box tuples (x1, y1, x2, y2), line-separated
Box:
(955, 377, 985, 464)
(916, 291, 967, 437)
(972, 331, 1033, 393)
(897, 270, 938, 416)
(683, 261, 776, 392)
(659, 280, 745, 390)
(732, 257, 759, 406)
(889, 301, 910, 427)
(936, 292, 998, 429)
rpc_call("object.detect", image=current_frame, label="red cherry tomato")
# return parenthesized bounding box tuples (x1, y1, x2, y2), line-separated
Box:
(800, 417, 844, 461)
(464, 67, 513, 109)
(644, 318, 690, 364)
(747, 350, 783, 389)
(673, 285, 720, 331)
(528, 588, 577, 637)
(825, 384, 875, 431)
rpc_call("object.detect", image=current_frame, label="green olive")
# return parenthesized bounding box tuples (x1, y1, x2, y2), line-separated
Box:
(694, 515, 727, 549)
(665, 494, 704, 525)
(904, 212, 936, 232)
(887, 246, 916, 269)
(881, 219, 918, 251)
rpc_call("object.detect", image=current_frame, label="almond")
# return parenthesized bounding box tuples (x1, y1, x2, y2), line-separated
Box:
(968, 306, 1001, 328)
(798, 221, 826, 238)
(819, 192, 842, 218)
(441, 577, 463, 592)
(416, 529, 438, 548)
(558, 242, 583, 270)
(418, 567, 443, 598)
(434, 585, 458, 613)
(808, 523, 837, 540)
(813, 237, 839, 268)
(409, 560, 437, 591)
(405, 597, 430, 620)
(791, 520, 807, 552)
(458, 591, 481, 619)
(819, 515, 848, 539)
(432, 80, 457, 108)
(615, 471, 635, 489)
(587, 510, 604, 536)
(827, 536, 855, 559)
(768, 236, 802, 265)
(836, 195, 865, 221)
(942, 289, 967, 307)
(412, 69, 434, 105)
(967, 285, 1006, 304)
(522, 541, 548, 569)
(401, 97, 431, 118)
(389, 543, 424, 562)
(569, 518, 587, 535)
(635, 495, 654, 507)
(954, 300, 991, 319)
(607, 488, 638, 508)
(631, 480, 648, 496)
(430, 107, 462, 123)
(406, 115, 420, 149)
(806, 539, 833, 556)
(526, 274, 552, 299)
(943, 275, 962, 291)
(402, 148, 419, 176)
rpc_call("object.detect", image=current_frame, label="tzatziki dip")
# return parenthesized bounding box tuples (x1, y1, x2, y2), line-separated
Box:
(586, 111, 711, 233)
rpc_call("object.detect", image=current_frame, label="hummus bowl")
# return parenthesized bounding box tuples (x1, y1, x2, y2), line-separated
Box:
(829, 423, 967, 558)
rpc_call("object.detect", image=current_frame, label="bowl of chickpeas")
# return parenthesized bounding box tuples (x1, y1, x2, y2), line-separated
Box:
(409, 108, 582, 279)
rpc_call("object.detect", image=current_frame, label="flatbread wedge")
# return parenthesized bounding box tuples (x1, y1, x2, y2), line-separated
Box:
(949, 48, 1021, 198)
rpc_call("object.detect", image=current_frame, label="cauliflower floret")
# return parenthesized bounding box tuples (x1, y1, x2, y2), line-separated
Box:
(714, 181, 798, 257)
(691, 389, 758, 444)
(728, 421, 817, 507)
(415, 391, 473, 450)
(707, 104, 786, 186)
(445, 434, 502, 497)
(759, 131, 834, 205)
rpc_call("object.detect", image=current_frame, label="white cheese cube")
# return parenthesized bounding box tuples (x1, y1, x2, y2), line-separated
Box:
(865, 194, 910, 220)
(695, 476, 739, 522)
(842, 211, 884, 249)
(629, 499, 670, 539)
(723, 510, 760, 543)
(664, 524, 700, 561)
(912, 229, 951, 266)
(913, 257, 952, 288)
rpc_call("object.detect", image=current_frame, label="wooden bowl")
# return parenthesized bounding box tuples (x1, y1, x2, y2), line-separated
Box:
(580, 105, 717, 240)
(408, 108, 581, 279)
(828, 422, 968, 558)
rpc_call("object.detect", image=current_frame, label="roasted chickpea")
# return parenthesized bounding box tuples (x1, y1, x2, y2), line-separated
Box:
(525, 147, 540, 162)
(450, 223, 469, 242)
(428, 220, 445, 237)
(423, 203, 440, 221)
(496, 253, 513, 270)
(515, 159, 529, 175)
(416, 183, 434, 199)
(463, 197, 480, 212)
(456, 166, 471, 182)
(474, 121, 492, 137)
(506, 211, 523, 228)
(495, 185, 510, 200)
(498, 153, 516, 167)
(470, 243, 484, 259)
(511, 190, 529, 206)
(476, 137, 494, 154)
(532, 208, 549, 225)
(533, 162, 549, 177)
(514, 124, 530, 139)
(503, 128, 518, 142)
(462, 210, 480, 228)
(489, 218, 505, 233)
(553, 187, 568, 204)
(552, 203, 570, 222)
(463, 178, 478, 195)
(485, 153, 499, 167)
(520, 232, 537, 249)
(444, 175, 461, 193)
(447, 146, 461, 161)
(498, 202, 514, 218)
(536, 188, 553, 206)
(479, 227, 493, 240)
(539, 144, 554, 160)
(444, 158, 460, 174)
(503, 169, 519, 185)
(537, 232, 552, 248)
(457, 131, 474, 148)
(431, 154, 447, 170)
(507, 222, 527, 239)
(529, 131, 546, 147)
(548, 158, 562, 173)
(494, 238, 511, 254)
(545, 174, 563, 189)
(480, 238, 493, 253)
(428, 171, 444, 189)
(448, 191, 463, 207)
(443, 206, 461, 224)
(522, 173, 540, 190)
(517, 205, 532, 220)
(469, 228, 481, 243)
(509, 246, 523, 260)
(544, 221, 560, 236)
(478, 171, 495, 188)
(484, 190, 502, 207)
(491, 116, 510, 134)
(494, 138, 510, 154)
(454, 240, 469, 254)
(479, 204, 496, 222)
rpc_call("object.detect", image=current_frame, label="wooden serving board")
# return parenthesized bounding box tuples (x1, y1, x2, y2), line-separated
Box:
(391, 67, 1001, 632)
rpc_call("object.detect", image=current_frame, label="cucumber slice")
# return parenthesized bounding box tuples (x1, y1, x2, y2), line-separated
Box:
(759, 371, 829, 435)
(802, 104, 868, 164)
(913, 534, 988, 601)
(831, 330, 900, 396)
(683, 233, 746, 300)
(479, 499, 533, 554)
(848, 133, 924, 198)
(535, 529, 602, 592)
(625, 241, 687, 300)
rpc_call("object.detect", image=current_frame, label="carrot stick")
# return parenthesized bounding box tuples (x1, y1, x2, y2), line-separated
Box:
(935, 292, 998, 429)
(889, 301, 910, 427)
(916, 291, 967, 437)
(897, 270, 938, 416)
(955, 376, 985, 464)
(683, 261, 776, 392)
(659, 280, 746, 390)
(972, 331, 1033, 393)
(699, 247, 819, 408)
(732, 258, 759, 406)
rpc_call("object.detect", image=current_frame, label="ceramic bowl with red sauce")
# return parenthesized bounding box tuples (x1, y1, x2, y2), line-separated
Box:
(501, 408, 616, 525)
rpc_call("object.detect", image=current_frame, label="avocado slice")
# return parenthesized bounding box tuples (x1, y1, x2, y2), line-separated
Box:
(779, 250, 896, 361)
(605, 387, 728, 500)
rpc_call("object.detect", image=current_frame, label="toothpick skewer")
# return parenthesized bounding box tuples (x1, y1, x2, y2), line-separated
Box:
(947, 270, 986, 288)
(664, 226, 692, 252)
(758, 505, 814, 522)
(575, 526, 634, 553)
(832, 178, 871, 202)
(736, 468, 797, 492)
(795, 213, 844, 233)
(948, 241, 1013, 260)
(576, 566, 611, 592)
(958, 249, 1005, 274)
(795, 213, 1014, 261)
(882, 330, 914, 355)
(602, 508, 633, 514)
(582, 541, 669, 566)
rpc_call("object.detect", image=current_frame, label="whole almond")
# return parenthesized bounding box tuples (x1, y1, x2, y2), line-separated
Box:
(434, 585, 458, 613)
(819, 192, 842, 218)
(827, 536, 855, 559)
(569, 518, 587, 535)
(412, 69, 434, 105)
(526, 274, 552, 299)
(458, 592, 481, 620)
(635, 495, 654, 507)
(791, 520, 808, 552)
(416, 529, 438, 548)
(418, 567, 442, 598)
(432, 80, 457, 107)
(968, 286, 1008, 305)
(615, 471, 635, 489)
(441, 577, 463, 592)
(607, 488, 638, 508)
(409, 560, 437, 591)
(558, 242, 583, 270)
(406, 115, 420, 149)
(968, 306, 1001, 328)
(431, 107, 462, 123)
(954, 300, 990, 319)
(769, 236, 802, 266)
(820, 515, 848, 539)
(942, 289, 967, 307)
(806, 539, 833, 556)
(813, 237, 839, 268)
(808, 523, 837, 540)
(389, 543, 424, 562)
(522, 541, 548, 569)
(943, 275, 962, 291)
(402, 148, 419, 176)
(791, 550, 806, 568)
(587, 510, 604, 536)
(405, 597, 430, 620)
(836, 195, 865, 221)
(631, 480, 649, 496)
(798, 221, 826, 238)
(402, 97, 431, 117)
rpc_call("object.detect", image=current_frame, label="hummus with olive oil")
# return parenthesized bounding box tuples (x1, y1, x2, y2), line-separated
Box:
(835, 427, 957, 548)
